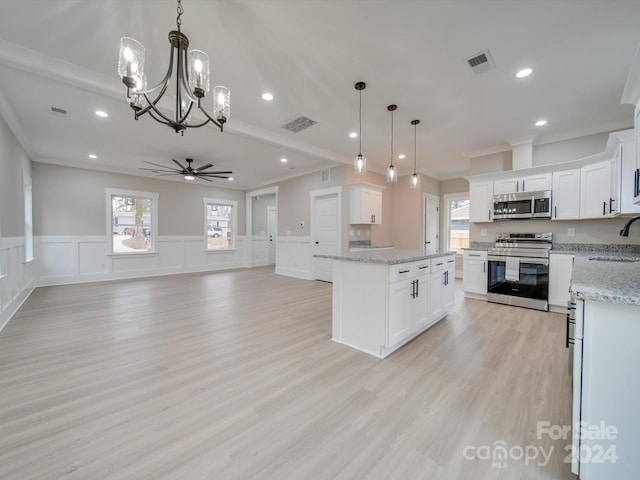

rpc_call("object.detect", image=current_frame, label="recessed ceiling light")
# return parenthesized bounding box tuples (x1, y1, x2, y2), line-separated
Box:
(349, 132, 358, 138)
(516, 68, 533, 78)
(280, 157, 288, 163)
(398, 154, 406, 159)
(88, 154, 97, 159)
(535, 119, 548, 126)
(228, 177, 234, 181)
(95, 110, 109, 118)
(261, 93, 274, 101)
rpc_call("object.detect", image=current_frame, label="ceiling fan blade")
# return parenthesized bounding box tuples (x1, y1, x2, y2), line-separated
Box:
(143, 161, 180, 172)
(199, 171, 233, 175)
(205, 175, 232, 179)
(195, 163, 213, 172)
(196, 175, 213, 182)
(172, 158, 187, 171)
(139, 168, 179, 173)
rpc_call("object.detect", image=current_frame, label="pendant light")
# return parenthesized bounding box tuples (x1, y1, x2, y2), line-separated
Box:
(354, 82, 367, 175)
(386, 105, 398, 183)
(410, 119, 420, 188)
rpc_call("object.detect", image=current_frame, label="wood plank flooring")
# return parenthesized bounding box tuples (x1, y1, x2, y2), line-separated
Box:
(0, 267, 575, 479)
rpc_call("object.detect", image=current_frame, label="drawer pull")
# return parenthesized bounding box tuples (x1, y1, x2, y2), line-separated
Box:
(398, 269, 410, 274)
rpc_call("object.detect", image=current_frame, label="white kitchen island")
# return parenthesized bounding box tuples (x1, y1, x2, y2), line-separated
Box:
(315, 250, 456, 358)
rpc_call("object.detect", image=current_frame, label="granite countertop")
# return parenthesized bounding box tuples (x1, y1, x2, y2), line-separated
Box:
(570, 254, 640, 305)
(314, 249, 456, 265)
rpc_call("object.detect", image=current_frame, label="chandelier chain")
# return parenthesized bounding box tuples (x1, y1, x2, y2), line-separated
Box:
(176, 0, 183, 30)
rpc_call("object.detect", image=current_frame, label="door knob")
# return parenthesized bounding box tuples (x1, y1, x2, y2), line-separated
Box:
(315, 241, 319, 245)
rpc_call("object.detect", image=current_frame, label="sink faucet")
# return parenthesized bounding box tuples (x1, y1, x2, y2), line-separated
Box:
(620, 215, 640, 236)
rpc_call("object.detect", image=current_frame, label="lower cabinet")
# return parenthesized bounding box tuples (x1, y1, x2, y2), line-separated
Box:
(549, 253, 574, 311)
(331, 255, 455, 358)
(463, 250, 488, 298)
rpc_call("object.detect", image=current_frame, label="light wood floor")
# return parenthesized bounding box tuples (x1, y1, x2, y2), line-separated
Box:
(0, 267, 575, 480)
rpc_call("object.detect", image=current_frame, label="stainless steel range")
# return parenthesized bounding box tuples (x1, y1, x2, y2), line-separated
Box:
(487, 232, 552, 311)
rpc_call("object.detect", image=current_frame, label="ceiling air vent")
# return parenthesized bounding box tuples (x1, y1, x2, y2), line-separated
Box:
(466, 49, 495, 74)
(50, 106, 68, 115)
(281, 115, 318, 133)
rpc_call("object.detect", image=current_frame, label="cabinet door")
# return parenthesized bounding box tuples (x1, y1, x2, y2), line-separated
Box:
(609, 144, 622, 216)
(463, 258, 487, 295)
(521, 173, 552, 192)
(469, 181, 494, 222)
(619, 140, 640, 214)
(413, 275, 430, 329)
(364, 189, 382, 224)
(552, 169, 581, 220)
(548, 254, 574, 307)
(430, 272, 445, 321)
(442, 263, 456, 312)
(636, 109, 640, 205)
(580, 160, 611, 218)
(388, 279, 415, 346)
(493, 177, 520, 195)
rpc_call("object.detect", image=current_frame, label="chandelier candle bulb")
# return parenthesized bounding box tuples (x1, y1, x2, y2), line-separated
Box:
(118, 37, 145, 89)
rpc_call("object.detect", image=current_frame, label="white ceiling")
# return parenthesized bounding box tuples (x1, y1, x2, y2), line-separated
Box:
(0, 0, 639, 189)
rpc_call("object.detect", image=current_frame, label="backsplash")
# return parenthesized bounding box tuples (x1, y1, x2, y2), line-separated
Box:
(552, 243, 640, 254)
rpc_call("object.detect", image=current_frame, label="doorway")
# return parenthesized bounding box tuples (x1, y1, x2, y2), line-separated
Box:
(246, 187, 278, 268)
(311, 186, 342, 282)
(423, 193, 440, 254)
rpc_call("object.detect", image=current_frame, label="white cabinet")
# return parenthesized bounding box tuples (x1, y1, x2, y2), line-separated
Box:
(610, 134, 640, 215)
(580, 160, 612, 218)
(469, 180, 493, 222)
(551, 168, 581, 220)
(387, 263, 429, 346)
(493, 173, 552, 195)
(635, 110, 640, 205)
(570, 298, 640, 478)
(548, 253, 574, 310)
(430, 255, 455, 322)
(463, 250, 487, 298)
(349, 184, 383, 224)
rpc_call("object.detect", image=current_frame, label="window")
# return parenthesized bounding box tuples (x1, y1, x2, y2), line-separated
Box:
(444, 194, 469, 254)
(105, 188, 158, 254)
(204, 198, 237, 250)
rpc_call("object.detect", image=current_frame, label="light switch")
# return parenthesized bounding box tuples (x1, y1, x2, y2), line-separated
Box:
(481, 229, 487, 236)
(568, 228, 575, 237)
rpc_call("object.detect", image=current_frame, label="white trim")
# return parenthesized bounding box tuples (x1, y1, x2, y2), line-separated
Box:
(105, 187, 159, 255)
(442, 192, 470, 254)
(203, 197, 238, 251)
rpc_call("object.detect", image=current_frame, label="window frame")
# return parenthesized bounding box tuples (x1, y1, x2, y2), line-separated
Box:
(443, 193, 470, 255)
(105, 188, 159, 255)
(203, 197, 237, 252)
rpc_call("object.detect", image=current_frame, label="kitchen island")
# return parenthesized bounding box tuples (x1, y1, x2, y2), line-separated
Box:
(314, 249, 456, 358)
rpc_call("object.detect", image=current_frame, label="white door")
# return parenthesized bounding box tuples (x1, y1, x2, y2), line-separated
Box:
(313, 194, 339, 282)
(424, 196, 439, 254)
(267, 206, 277, 265)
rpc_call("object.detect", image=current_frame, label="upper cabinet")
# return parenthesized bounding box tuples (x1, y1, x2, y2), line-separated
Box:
(580, 160, 612, 219)
(611, 131, 640, 214)
(552, 168, 581, 220)
(469, 180, 493, 222)
(493, 173, 552, 195)
(620, 44, 640, 204)
(349, 183, 384, 225)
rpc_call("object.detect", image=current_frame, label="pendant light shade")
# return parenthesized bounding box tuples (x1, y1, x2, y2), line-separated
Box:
(386, 104, 398, 183)
(354, 82, 367, 175)
(410, 119, 420, 188)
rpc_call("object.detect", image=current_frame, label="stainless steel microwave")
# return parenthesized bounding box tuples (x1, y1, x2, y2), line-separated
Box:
(492, 190, 552, 220)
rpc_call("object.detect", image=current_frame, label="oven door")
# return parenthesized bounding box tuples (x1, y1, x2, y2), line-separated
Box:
(487, 256, 549, 310)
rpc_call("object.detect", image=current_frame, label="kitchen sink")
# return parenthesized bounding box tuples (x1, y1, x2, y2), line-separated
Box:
(588, 256, 640, 263)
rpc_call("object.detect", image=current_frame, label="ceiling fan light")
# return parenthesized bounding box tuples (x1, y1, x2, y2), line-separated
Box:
(184, 174, 196, 181)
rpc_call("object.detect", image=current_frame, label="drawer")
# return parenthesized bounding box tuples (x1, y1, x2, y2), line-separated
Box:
(431, 255, 455, 272)
(388, 264, 415, 283)
(463, 250, 487, 261)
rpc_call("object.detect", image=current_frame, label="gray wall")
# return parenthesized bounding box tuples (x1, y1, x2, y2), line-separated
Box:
(0, 114, 31, 237)
(32, 163, 246, 236)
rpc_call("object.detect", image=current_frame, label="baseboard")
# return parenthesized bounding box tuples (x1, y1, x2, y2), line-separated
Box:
(275, 266, 314, 280)
(0, 285, 35, 332)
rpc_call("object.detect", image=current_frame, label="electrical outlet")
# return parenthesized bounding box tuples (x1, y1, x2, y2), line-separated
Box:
(481, 229, 487, 236)
(299, 222, 304, 228)
(568, 228, 575, 237)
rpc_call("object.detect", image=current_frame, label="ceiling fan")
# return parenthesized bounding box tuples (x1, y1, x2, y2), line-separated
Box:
(140, 158, 232, 182)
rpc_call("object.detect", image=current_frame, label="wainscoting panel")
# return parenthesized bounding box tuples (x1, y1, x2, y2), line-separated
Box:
(0, 237, 35, 331)
(251, 236, 269, 267)
(276, 236, 314, 280)
(35, 235, 248, 287)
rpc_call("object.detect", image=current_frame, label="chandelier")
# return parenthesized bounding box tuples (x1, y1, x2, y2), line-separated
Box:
(410, 119, 420, 188)
(354, 82, 367, 175)
(386, 105, 398, 183)
(117, 0, 230, 135)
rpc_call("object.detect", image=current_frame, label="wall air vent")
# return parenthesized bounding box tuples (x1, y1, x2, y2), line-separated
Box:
(50, 106, 68, 115)
(320, 169, 330, 183)
(466, 49, 495, 74)
(281, 115, 318, 133)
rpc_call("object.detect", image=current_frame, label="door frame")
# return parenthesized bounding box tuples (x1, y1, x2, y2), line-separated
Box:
(267, 205, 277, 265)
(246, 186, 278, 268)
(422, 192, 440, 254)
(310, 186, 342, 280)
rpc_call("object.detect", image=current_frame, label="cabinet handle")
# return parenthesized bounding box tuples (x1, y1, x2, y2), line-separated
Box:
(483, 262, 486, 273)
(522, 180, 525, 191)
(436, 262, 443, 266)
(399, 269, 410, 274)
(418, 265, 428, 269)
(609, 197, 615, 214)
(565, 313, 576, 348)
(447, 259, 455, 264)
(554, 206, 557, 219)
(415, 278, 419, 298)
(635, 168, 640, 197)
(602, 201, 606, 216)
(469, 253, 481, 257)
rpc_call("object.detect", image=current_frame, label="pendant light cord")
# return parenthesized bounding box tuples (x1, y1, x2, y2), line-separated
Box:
(413, 122, 417, 174)
(359, 89, 362, 155)
(390, 109, 394, 167)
